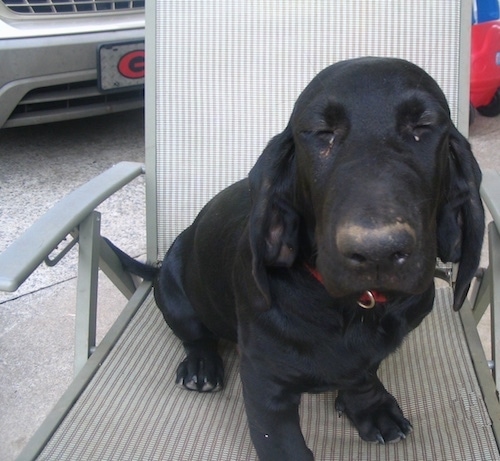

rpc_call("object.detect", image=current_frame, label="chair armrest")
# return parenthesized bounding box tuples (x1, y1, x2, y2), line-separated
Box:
(0, 161, 145, 292)
(481, 169, 500, 233)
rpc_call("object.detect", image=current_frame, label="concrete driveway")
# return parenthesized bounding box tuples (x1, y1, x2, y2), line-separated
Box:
(0, 109, 499, 460)
(0, 109, 146, 460)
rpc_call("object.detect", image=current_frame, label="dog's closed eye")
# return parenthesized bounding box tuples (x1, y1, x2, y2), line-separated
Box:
(397, 98, 444, 142)
(316, 131, 337, 158)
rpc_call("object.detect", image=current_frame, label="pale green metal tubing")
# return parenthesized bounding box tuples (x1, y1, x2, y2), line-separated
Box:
(0, 161, 145, 293)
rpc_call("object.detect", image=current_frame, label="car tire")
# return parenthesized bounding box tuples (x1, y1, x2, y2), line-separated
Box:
(477, 89, 500, 117)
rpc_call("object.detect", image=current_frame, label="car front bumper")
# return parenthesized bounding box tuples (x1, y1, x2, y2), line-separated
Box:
(0, 9, 145, 128)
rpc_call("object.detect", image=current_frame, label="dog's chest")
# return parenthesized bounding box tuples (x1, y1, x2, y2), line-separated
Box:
(250, 304, 409, 391)
(307, 309, 407, 385)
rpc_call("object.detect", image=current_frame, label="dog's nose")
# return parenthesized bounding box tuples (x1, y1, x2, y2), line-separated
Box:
(336, 222, 416, 270)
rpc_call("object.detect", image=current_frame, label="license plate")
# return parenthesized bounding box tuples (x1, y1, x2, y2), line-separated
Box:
(98, 41, 145, 92)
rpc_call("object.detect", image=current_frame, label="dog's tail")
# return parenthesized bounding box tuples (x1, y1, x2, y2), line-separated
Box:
(104, 237, 159, 281)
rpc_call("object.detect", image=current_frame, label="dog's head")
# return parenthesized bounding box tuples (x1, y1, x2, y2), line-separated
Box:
(249, 57, 484, 311)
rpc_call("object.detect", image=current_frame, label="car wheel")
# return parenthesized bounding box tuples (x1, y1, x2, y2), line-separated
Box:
(477, 89, 500, 117)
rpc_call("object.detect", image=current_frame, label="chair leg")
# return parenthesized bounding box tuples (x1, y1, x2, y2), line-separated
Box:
(99, 237, 138, 299)
(471, 266, 492, 325)
(490, 222, 500, 394)
(74, 211, 101, 376)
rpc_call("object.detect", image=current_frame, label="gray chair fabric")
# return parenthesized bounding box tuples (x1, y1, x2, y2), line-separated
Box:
(37, 287, 499, 460)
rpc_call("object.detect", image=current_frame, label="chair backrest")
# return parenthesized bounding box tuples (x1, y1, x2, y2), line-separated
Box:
(146, 0, 472, 258)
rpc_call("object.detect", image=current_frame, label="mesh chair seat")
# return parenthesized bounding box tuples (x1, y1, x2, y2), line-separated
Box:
(37, 287, 499, 461)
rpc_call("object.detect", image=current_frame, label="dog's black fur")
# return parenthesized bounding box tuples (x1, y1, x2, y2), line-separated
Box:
(110, 57, 484, 460)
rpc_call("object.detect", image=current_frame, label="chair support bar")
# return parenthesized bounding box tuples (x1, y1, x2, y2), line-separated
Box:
(0, 162, 145, 292)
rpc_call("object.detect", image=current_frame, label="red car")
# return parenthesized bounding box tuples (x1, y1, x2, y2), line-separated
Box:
(471, 1, 500, 116)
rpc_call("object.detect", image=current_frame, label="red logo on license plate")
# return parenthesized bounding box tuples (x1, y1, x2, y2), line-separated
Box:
(118, 50, 145, 79)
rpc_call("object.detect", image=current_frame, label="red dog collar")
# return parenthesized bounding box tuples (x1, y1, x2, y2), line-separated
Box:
(305, 264, 387, 309)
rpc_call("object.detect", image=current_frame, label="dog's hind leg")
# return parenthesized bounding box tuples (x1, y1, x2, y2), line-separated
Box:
(154, 236, 224, 392)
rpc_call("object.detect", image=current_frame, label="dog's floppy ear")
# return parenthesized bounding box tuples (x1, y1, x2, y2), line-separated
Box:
(248, 125, 300, 309)
(437, 126, 484, 310)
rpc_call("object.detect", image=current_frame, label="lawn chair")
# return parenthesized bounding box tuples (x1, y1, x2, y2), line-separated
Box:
(2, 0, 500, 459)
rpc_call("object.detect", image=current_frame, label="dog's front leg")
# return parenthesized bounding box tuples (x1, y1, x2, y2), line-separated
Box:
(240, 358, 314, 461)
(335, 377, 412, 444)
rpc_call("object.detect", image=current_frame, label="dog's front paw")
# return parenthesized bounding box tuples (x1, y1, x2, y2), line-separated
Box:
(335, 387, 412, 444)
(176, 349, 224, 392)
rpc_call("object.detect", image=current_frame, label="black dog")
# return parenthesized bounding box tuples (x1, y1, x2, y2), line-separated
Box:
(110, 57, 484, 460)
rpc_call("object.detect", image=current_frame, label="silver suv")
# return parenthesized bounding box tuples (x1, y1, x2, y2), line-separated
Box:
(0, 0, 145, 128)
